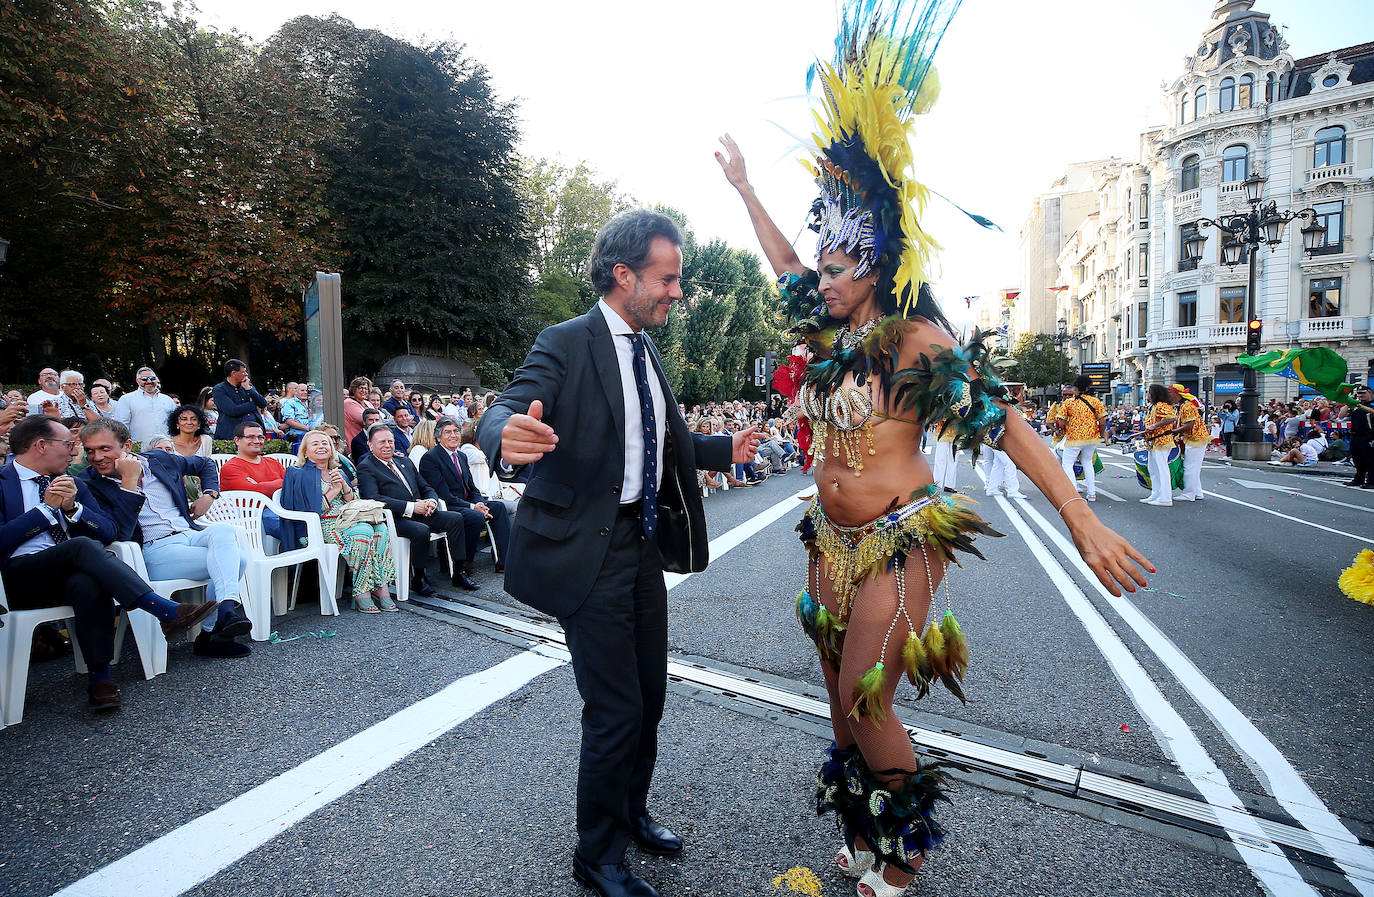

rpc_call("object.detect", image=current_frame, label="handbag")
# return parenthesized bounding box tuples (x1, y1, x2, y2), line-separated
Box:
(335, 498, 387, 528)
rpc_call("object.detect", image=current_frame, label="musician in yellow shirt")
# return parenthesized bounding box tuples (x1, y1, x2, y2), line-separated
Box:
(1057, 375, 1108, 501)
(1172, 384, 1209, 502)
(1141, 384, 1180, 506)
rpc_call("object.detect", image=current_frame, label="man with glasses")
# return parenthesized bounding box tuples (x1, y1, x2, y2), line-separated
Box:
(77, 417, 252, 658)
(219, 422, 287, 498)
(3, 416, 219, 710)
(26, 367, 62, 414)
(113, 367, 177, 446)
(54, 370, 99, 423)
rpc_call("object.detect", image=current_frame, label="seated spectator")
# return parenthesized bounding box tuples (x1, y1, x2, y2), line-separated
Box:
(212, 359, 268, 441)
(695, 418, 724, 492)
(143, 435, 177, 454)
(220, 422, 286, 497)
(425, 396, 446, 422)
(458, 421, 518, 506)
(26, 367, 61, 413)
(2, 415, 217, 709)
(62, 417, 90, 475)
(442, 393, 464, 421)
(77, 417, 251, 658)
(1272, 431, 1325, 467)
(357, 423, 477, 594)
(420, 417, 510, 574)
(369, 387, 392, 423)
(114, 367, 177, 445)
(408, 418, 438, 468)
(260, 396, 285, 440)
(54, 371, 100, 422)
(89, 383, 117, 418)
(282, 430, 398, 614)
(382, 380, 408, 416)
(168, 404, 214, 457)
(343, 377, 373, 445)
(278, 381, 311, 446)
(197, 387, 220, 433)
(313, 422, 356, 482)
(351, 407, 382, 462)
(390, 406, 415, 455)
(407, 391, 427, 424)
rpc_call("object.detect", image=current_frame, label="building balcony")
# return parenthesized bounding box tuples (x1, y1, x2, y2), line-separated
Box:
(1300, 316, 1353, 340)
(1305, 163, 1354, 185)
(1145, 322, 1247, 351)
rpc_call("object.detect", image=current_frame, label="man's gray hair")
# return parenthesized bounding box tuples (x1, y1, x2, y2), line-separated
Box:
(587, 209, 683, 295)
(136, 366, 155, 379)
(60, 369, 83, 385)
(81, 416, 131, 445)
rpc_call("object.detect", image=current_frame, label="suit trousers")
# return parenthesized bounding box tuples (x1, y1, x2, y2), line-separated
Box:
(1, 536, 153, 668)
(1351, 436, 1371, 485)
(452, 503, 510, 564)
(392, 509, 465, 578)
(559, 514, 668, 864)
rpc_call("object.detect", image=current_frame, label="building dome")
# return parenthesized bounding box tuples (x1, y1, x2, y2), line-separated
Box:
(374, 354, 485, 393)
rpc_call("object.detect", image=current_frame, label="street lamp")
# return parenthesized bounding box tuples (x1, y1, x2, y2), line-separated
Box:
(1053, 315, 1083, 395)
(1185, 172, 1325, 460)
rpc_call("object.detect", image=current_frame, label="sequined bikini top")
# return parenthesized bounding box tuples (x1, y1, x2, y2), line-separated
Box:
(797, 382, 873, 432)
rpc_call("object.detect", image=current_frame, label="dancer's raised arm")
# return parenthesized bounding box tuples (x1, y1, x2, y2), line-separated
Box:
(714, 134, 807, 279)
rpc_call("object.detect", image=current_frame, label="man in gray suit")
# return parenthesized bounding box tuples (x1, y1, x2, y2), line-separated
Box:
(478, 210, 759, 897)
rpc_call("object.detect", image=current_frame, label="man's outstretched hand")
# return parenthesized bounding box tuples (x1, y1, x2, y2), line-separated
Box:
(501, 399, 558, 466)
(731, 425, 762, 464)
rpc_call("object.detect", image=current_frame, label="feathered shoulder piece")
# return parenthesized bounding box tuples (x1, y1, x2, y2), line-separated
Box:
(889, 328, 1010, 454)
(806, 0, 962, 317)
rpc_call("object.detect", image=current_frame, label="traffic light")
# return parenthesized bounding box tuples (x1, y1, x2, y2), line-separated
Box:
(1246, 316, 1263, 354)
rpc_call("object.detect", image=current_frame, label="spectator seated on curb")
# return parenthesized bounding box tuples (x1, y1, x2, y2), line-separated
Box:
(77, 417, 251, 658)
(1270, 431, 1327, 468)
(2, 415, 218, 710)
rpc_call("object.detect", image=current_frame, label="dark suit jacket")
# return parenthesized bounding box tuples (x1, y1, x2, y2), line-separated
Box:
(419, 445, 481, 509)
(349, 432, 371, 463)
(355, 452, 437, 519)
(477, 305, 731, 616)
(76, 452, 219, 543)
(212, 380, 267, 440)
(390, 425, 411, 456)
(0, 460, 118, 564)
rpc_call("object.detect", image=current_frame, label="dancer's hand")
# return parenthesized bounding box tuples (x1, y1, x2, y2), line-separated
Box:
(1063, 505, 1155, 597)
(714, 134, 749, 191)
(501, 399, 557, 466)
(731, 425, 762, 464)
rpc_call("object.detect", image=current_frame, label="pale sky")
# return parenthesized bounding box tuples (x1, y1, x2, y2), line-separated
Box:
(194, 0, 1373, 327)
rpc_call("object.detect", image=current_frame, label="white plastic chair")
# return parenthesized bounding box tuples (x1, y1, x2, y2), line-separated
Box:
(0, 593, 78, 728)
(107, 541, 224, 678)
(200, 492, 340, 639)
(268, 453, 301, 468)
(210, 454, 233, 474)
(385, 499, 453, 602)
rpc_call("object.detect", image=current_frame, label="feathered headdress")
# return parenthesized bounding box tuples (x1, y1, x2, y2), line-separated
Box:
(805, 0, 963, 315)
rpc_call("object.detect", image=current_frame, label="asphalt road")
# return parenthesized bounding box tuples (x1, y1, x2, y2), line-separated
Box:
(2, 440, 1371, 897)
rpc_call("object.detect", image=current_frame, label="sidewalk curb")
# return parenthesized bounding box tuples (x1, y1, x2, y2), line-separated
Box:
(1216, 458, 1353, 479)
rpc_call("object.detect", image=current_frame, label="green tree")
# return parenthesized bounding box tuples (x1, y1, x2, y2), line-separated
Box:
(1007, 333, 1076, 388)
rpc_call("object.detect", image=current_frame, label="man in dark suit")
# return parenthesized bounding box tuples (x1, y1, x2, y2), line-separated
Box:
(212, 358, 268, 440)
(1, 416, 217, 711)
(356, 423, 478, 594)
(389, 406, 414, 457)
(419, 418, 509, 574)
(477, 210, 759, 897)
(77, 417, 252, 658)
(351, 407, 381, 463)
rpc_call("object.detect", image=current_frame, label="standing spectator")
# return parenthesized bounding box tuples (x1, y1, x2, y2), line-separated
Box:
(343, 377, 372, 445)
(211, 359, 267, 440)
(406, 391, 427, 424)
(351, 408, 381, 462)
(54, 371, 99, 422)
(2, 415, 217, 709)
(1344, 385, 1374, 489)
(196, 387, 220, 433)
(382, 380, 408, 417)
(168, 405, 214, 458)
(89, 383, 117, 418)
(278, 381, 311, 446)
(26, 367, 61, 412)
(443, 392, 464, 421)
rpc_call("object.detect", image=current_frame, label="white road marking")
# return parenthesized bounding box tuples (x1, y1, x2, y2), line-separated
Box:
(1229, 477, 1374, 514)
(664, 484, 813, 589)
(1200, 488, 1374, 545)
(980, 480, 1323, 896)
(49, 651, 564, 897)
(1092, 487, 1126, 502)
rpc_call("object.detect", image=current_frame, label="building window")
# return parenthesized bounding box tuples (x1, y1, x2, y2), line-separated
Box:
(1180, 94, 1189, 124)
(1137, 301, 1148, 347)
(1194, 86, 1207, 118)
(1265, 72, 1278, 102)
(1323, 74, 1340, 88)
(1124, 248, 1131, 281)
(1139, 242, 1149, 284)
(1139, 184, 1149, 226)
(1222, 144, 1248, 182)
(1313, 126, 1346, 167)
(1219, 286, 1246, 323)
(1179, 223, 1200, 271)
(1312, 201, 1343, 253)
(1219, 77, 1236, 111)
(1239, 74, 1254, 107)
(1308, 278, 1341, 317)
(1181, 155, 1200, 192)
(1178, 291, 1198, 327)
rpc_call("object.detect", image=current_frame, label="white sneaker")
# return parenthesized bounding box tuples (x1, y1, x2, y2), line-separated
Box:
(1086, 493, 1097, 501)
(1005, 492, 1028, 500)
(1175, 495, 1195, 502)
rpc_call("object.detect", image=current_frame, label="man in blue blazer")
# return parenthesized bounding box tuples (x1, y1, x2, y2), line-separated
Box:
(212, 358, 267, 440)
(477, 211, 758, 897)
(1, 416, 217, 710)
(419, 418, 509, 573)
(76, 417, 251, 657)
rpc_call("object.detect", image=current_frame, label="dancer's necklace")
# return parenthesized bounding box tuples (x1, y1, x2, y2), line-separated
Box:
(834, 315, 883, 353)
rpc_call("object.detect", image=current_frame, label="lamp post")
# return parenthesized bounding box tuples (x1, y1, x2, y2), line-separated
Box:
(1182, 172, 1325, 460)
(1053, 316, 1084, 396)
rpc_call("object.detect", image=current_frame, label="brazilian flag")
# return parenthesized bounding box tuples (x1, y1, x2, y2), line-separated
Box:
(1134, 447, 1184, 491)
(1238, 347, 1360, 406)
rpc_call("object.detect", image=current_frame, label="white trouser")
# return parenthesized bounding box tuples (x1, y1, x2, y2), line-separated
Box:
(1060, 444, 1097, 496)
(981, 449, 1021, 495)
(932, 441, 958, 490)
(1146, 448, 1173, 504)
(142, 524, 247, 631)
(1180, 443, 1206, 499)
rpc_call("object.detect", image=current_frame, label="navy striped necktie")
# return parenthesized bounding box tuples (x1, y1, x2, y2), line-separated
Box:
(627, 334, 658, 539)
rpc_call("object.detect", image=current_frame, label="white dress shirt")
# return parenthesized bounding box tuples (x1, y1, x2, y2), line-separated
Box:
(10, 461, 84, 558)
(114, 389, 178, 445)
(597, 299, 666, 503)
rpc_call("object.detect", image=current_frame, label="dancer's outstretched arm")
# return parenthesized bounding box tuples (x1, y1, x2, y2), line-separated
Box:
(714, 134, 807, 279)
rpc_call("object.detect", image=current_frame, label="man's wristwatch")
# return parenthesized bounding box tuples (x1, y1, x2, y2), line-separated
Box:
(202, 490, 220, 500)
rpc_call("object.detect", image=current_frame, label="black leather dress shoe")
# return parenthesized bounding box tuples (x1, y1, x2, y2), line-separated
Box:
(1344, 479, 1364, 487)
(631, 815, 683, 857)
(450, 572, 479, 591)
(411, 579, 436, 598)
(571, 854, 659, 897)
